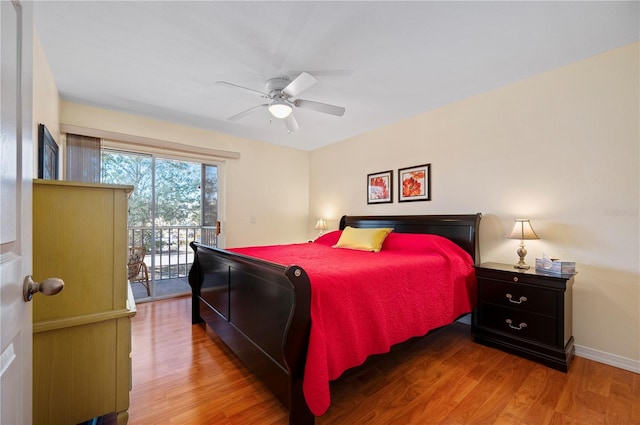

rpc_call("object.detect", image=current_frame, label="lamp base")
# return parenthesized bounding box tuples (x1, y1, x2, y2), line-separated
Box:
(514, 242, 530, 270)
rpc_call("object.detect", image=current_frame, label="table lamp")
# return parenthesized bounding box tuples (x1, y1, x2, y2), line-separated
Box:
(315, 218, 328, 237)
(507, 219, 539, 270)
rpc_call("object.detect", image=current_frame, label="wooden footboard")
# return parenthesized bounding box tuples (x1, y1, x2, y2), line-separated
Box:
(188, 242, 314, 425)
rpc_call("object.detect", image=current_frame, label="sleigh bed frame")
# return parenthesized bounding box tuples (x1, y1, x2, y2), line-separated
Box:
(188, 214, 482, 425)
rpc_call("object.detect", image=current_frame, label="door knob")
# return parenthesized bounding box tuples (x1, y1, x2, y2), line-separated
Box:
(23, 275, 64, 302)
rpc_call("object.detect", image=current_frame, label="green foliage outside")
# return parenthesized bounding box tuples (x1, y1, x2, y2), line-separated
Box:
(101, 149, 218, 281)
(101, 150, 153, 226)
(100, 150, 217, 227)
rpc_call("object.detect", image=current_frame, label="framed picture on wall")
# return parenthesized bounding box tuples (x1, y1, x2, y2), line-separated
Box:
(367, 170, 393, 204)
(398, 163, 431, 202)
(38, 123, 58, 180)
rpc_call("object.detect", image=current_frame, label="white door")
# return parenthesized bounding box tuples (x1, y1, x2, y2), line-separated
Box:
(1, 1, 33, 423)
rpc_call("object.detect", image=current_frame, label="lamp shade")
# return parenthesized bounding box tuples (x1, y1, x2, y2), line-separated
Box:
(507, 219, 539, 240)
(314, 219, 327, 231)
(268, 99, 293, 119)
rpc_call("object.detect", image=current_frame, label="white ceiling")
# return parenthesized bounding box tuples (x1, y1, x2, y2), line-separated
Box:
(33, 1, 639, 151)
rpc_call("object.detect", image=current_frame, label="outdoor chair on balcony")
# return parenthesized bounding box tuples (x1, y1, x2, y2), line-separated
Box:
(127, 246, 150, 296)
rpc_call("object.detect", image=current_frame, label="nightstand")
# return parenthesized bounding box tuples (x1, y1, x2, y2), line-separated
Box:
(472, 262, 575, 372)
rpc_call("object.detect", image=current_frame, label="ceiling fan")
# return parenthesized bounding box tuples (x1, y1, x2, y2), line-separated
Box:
(216, 72, 345, 133)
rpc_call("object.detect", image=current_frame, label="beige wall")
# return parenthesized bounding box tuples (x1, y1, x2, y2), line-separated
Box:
(309, 43, 640, 366)
(32, 31, 61, 176)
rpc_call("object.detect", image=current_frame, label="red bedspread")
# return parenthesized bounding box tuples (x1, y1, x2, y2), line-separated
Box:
(230, 231, 476, 416)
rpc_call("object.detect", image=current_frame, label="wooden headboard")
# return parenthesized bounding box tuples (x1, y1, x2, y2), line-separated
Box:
(339, 214, 482, 264)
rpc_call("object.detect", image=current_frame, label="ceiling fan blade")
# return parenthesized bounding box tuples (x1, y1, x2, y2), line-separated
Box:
(287, 69, 353, 77)
(294, 99, 345, 117)
(216, 81, 269, 97)
(227, 104, 268, 121)
(283, 72, 318, 98)
(285, 113, 299, 134)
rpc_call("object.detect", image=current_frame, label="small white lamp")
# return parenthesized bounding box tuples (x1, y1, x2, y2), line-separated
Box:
(314, 218, 328, 237)
(506, 219, 539, 270)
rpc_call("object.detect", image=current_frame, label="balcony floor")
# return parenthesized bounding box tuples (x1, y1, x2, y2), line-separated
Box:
(130, 276, 191, 302)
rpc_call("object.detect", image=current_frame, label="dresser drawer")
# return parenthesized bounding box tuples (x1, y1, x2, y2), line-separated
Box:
(477, 304, 557, 346)
(478, 277, 557, 316)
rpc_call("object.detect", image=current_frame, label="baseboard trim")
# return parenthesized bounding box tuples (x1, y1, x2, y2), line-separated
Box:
(574, 344, 640, 374)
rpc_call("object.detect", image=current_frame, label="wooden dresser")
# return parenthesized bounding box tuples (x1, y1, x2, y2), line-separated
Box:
(32, 180, 136, 425)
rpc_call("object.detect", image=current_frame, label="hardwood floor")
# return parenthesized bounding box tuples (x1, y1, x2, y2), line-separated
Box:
(115, 297, 639, 425)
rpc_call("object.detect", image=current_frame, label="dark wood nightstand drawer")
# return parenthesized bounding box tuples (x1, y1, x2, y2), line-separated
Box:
(478, 277, 556, 316)
(477, 305, 557, 346)
(475, 263, 572, 290)
(472, 262, 575, 372)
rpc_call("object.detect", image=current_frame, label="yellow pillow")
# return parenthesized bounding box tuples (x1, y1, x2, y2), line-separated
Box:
(333, 226, 393, 252)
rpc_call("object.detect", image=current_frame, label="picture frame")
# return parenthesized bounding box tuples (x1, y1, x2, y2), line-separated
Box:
(38, 123, 58, 180)
(398, 163, 431, 202)
(367, 170, 393, 204)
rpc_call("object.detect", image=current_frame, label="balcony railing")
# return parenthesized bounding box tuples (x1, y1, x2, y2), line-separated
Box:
(128, 225, 217, 281)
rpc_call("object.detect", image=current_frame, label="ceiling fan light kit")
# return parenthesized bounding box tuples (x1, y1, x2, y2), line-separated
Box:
(268, 98, 293, 119)
(216, 72, 345, 133)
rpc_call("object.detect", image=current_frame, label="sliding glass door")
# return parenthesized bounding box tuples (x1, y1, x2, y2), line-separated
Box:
(101, 149, 219, 301)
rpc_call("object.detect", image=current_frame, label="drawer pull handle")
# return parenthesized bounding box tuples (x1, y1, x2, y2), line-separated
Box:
(505, 319, 527, 330)
(505, 294, 527, 304)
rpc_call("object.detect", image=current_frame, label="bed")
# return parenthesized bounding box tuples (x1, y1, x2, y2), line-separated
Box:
(188, 214, 481, 425)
